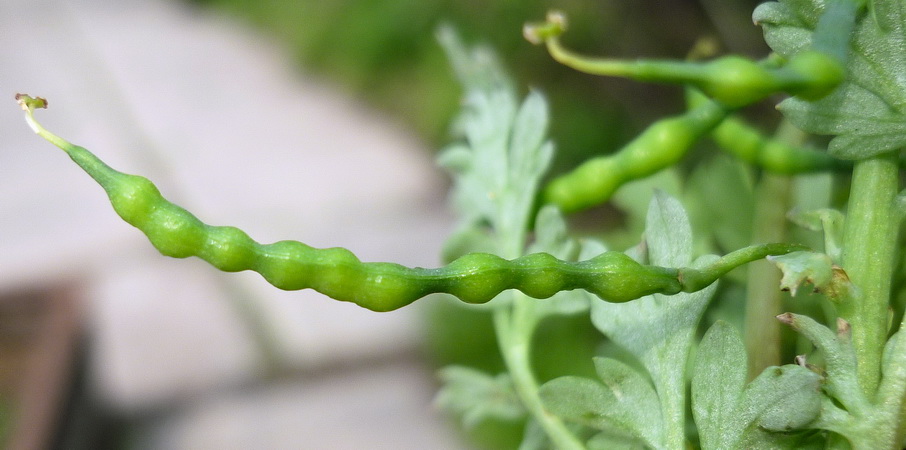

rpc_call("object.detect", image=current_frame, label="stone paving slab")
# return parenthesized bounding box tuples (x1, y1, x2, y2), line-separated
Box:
(145, 359, 465, 450)
(1, 0, 462, 446)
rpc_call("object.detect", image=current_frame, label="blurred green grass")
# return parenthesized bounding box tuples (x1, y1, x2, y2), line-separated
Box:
(188, 0, 767, 174)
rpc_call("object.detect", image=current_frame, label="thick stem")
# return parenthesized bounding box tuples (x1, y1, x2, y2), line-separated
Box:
(745, 172, 793, 380)
(840, 152, 899, 396)
(494, 297, 585, 450)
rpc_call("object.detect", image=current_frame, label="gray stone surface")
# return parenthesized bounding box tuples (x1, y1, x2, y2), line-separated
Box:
(1, 0, 464, 447)
(147, 359, 461, 450)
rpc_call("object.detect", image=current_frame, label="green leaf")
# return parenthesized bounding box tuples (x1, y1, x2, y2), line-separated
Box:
(435, 366, 526, 429)
(517, 419, 549, 450)
(591, 357, 663, 446)
(754, 0, 906, 159)
(767, 251, 833, 295)
(591, 194, 715, 367)
(586, 432, 647, 450)
(437, 25, 513, 95)
(685, 156, 755, 254)
(777, 313, 868, 414)
(692, 321, 747, 450)
(767, 251, 851, 299)
(438, 29, 554, 254)
(510, 90, 553, 182)
(538, 358, 662, 449)
(646, 190, 693, 268)
(590, 193, 718, 448)
(738, 427, 828, 450)
(529, 205, 579, 261)
(610, 168, 683, 247)
(870, 0, 905, 32)
(787, 208, 845, 261)
(738, 364, 823, 433)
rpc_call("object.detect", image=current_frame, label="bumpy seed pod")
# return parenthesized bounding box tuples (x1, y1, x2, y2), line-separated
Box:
(18, 95, 805, 311)
(524, 11, 844, 108)
(541, 100, 727, 213)
(684, 89, 850, 174)
(17, 95, 690, 311)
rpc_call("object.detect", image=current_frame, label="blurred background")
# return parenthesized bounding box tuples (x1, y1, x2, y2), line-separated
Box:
(1, 0, 766, 448)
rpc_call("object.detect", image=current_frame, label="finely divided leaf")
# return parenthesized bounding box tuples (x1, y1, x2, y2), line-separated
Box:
(591, 194, 714, 369)
(435, 366, 525, 429)
(767, 251, 851, 299)
(538, 357, 662, 449)
(779, 313, 867, 414)
(738, 365, 822, 434)
(586, 432, 647, 450)
(530, 205, 579, 261)
(767, 251, 834, 296)
(685, 157, 754, 254)
(754, 0, 906, 159)
(438, 28, 554, 249)
(787, 208, 844, 261)
(590, 193, 718, 448)
(646, 190, 693, 268)
(592, 357, 663, 446)
(692, 321, 747, 450)
(510, 90, 553, 182)
(437, 25, 513, 95)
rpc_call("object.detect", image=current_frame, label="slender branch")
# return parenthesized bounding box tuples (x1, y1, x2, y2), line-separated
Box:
(745, 173, 793, 379)
(679, 243, 808, 292)
(494, 296, 585, 450)
(743, 121, 803, 379)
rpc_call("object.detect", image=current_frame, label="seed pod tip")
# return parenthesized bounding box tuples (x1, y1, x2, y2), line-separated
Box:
(15, 93, 47, 112)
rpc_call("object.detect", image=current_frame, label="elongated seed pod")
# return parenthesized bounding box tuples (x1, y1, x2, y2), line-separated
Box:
(541, 100, 727, 213)
(19, 96, 806, 311)
(525, 11, 844, 107)
(19, 96, 688, 311)
(685, 90, 850, 174)
(61, 145, 688, 311)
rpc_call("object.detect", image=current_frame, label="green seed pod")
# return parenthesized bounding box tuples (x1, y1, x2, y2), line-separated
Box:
(18, 97, 687, 311)
(541, 100, 727, 213)
(685, 89, 849, 173)
(18, 95, 805, 312)
(780, 51, 845, 101)
(693, 56, 777, 108)
(525, 12, 845, 107)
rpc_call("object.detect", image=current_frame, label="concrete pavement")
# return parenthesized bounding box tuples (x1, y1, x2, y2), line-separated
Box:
(1, 0, 464, 447)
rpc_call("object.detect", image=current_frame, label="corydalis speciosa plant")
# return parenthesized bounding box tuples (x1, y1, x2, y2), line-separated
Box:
(17, 0, 906, 448)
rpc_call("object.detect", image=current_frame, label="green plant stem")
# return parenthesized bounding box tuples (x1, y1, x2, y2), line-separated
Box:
(840, 151, 900, 396)
(743, 121, 801, 380)
(494, 295, 585, 450)
(744, 172, 793, 380)
(679, 243, 807, 292)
